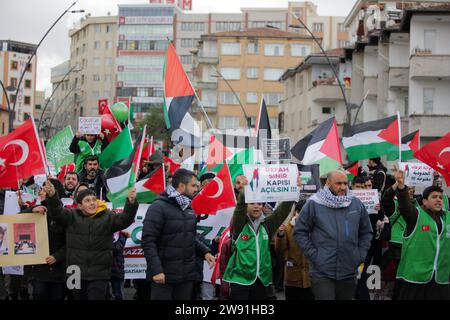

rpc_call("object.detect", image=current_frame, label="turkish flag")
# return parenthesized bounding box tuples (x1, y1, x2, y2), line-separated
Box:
(164, 156, 181, 175)
(414, 132, 450, 185)
(57, 162, 76, 183)
(98, 99, 108, 115)
(0, 119, 46, 188)
(101, 113, 122, 143)
(192, 162, 236, 215)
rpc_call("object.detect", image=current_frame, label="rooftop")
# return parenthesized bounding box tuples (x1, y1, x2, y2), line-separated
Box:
(203, 27, 317, 40)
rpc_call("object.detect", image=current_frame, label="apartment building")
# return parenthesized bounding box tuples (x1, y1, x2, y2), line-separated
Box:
(192, 28, 318, 131)
(0, 40, 37, 130)
(344, 1, 450, 144)
(279, 49, 351, 143)
(67, 15, 117, 129)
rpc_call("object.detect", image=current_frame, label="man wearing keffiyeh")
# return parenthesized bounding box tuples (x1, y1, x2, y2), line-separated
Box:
(142, 168, 216, 300)
(294, 170, 373, 300)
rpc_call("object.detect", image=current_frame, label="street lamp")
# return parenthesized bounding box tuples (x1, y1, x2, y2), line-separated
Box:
(0, 80, 17, 130)
(9, 1, 84, 132)
(210, 66, 252, 130)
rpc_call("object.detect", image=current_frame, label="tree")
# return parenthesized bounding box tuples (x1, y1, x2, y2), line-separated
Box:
(136, 105, 171, 148)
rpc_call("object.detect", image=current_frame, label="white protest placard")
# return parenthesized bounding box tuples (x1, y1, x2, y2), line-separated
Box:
(399, 162, 434, 187)
(4, 191, 39, 215)
(123, 204, 150, 279)
(351, 189, 380, 214)
(78, 117, 101, 135)
(243, 164, 299, 203)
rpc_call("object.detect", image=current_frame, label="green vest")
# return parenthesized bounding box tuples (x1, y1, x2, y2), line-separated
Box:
(75, 140, 102, 173)
(444, 196, 449, 212)
(396, 206, 450, 284)
(223, 223, 272, 286)
(389, 200, 406, 245)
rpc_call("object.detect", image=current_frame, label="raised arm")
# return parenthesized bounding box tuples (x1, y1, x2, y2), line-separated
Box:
(43, 178, 74, 228)
(69, 132, 81, 154)
(110, 188, 139, 232)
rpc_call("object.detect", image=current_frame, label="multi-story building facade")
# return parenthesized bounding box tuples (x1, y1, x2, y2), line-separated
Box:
(279, 49, 351, 143)
(116, 4, 173, 121)
(33, 90, 45, 124)
(344, 1, 450, 144)
(67, 15, 117, 129)
(192, 28, 318, 132)
(0, 40, 37, 130)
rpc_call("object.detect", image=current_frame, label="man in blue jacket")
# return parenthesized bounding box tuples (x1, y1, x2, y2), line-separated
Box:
(294, 170, 373, 300)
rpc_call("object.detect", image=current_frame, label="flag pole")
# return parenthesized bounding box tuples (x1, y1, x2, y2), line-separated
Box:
(32, 119, 50, 178)
(397, 112, 402, 163)
(134, 125, 147, 185)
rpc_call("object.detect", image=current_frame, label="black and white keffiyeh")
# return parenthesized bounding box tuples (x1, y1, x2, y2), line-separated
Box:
(166, 185, 191, 211)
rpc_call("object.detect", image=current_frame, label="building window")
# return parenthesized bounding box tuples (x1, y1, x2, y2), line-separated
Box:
(338, 23, 347, 32)
(195, 22, 205, 32)
(264, 68, 284, 81)
(105, 57, 113, 65)
(94, 41, 101, 49)
(248, 41, 258, 54)
(424, 30, 436, 53)
(93, 74, 100, 81)
(291, 44, 311, 57)
(220, 67, 240, 80)
(264, 44, 284, 56)
(423, 88, 435, 114)
(181, 38, 199, 48)
(247, 67, 259, 79)
(10, 78, 18, 87)
(11, 61, 18, 70)
(181, 55, 193, 65)
(26, 63, 32, 72)
(106, 25, 112, 33)
(246, 92, 258, 104)
(220, 92, 240, 105)
(25, 79, 32, 89)
(10, 95, 16, 103)
(81, 75, 85, 85)
(106, 41, 114, 49)
(181, 22, 192, 31)
(137, 88, 148, 97)
(269, 118, 278, 129)
(219, 116, 240, 129)
(24, 96, 31, 105)
(216, 22, 241, 32)
(263, 92, 282, 105)
(221, 43, 240, 55)
(95, 25, 101, 33)
(93, 58, 101, 66)
(105, 74, 112, 82)
(313, 23, 324, 33)
(322, 107, 335, 114)
(278, 112, 285, 133)
(338, 40, 350, 48)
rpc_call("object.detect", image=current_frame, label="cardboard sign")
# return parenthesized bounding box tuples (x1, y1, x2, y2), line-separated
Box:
(78, 117, 101, 135)
(399, 162, 434, 187)
(297, 164, 321, 193)
(0, 214, 49, 267)
(2, 265, 24, 275)
(4, 191, 39, 215)
(262, 138, 292, 161)
(243, 164, 299, 203)
(351, 189, 380, 214)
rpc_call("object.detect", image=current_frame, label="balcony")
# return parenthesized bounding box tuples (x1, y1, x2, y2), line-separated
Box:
(364, 76, 377, 97)
(410, 55, 450, 80)
(196, 81, 217, 90)
(311, 84, 343, 102)
(408, 114, 450, 138)
(198, 55, 219, 64)
(389, 67, 409, 89)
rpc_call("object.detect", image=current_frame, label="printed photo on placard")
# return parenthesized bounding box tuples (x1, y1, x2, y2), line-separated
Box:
(0, 223, 8, 256)
(13, 223, 37, 255)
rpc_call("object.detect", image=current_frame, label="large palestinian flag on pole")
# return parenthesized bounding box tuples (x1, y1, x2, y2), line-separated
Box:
(163, 43, 200, 142)
(343, 115, 400, 161)
(135, 165, 165, 203)
(387, 130, 420, 161)
(291, 117, 342, 176)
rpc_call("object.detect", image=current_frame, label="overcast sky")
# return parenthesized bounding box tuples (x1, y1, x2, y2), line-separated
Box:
(0, 0, 355, 95)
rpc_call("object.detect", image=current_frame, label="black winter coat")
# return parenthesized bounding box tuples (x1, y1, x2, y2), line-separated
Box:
(111, 233, 127, 280)
(46, 195, 138, 281)
(141, 192, 211, 283)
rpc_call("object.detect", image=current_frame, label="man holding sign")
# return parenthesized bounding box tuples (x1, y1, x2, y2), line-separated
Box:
(69, 130, 109, 173)
(222, 174, 302, 300)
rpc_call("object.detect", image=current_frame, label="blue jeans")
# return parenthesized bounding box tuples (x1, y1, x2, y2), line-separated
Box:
(32, 281, 65, 300)
(110, 278, 124, 300)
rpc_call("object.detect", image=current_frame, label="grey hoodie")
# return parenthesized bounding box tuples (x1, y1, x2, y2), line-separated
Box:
(294, 195, 373, 280)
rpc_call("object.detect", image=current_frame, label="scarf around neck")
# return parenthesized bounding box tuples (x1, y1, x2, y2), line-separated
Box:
(166, 185, 192, 211)
(311, 186, 354, 209)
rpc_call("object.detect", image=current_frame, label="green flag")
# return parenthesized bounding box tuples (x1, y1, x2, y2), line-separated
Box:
(99, 126, 133, 170)
(45, 126, 74, 171)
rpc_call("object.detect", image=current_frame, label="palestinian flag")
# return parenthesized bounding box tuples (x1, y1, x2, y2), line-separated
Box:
(136, 165, 165, 203)
(343, 115, 400, 161)
(200, 147, 255, 182)
(254, 98, 272, 143)
(164, 156, 181, 175)
(163, 43, 200, 140)
(291, 117, 343, 176)
(345, 161, 360, 181)
(99, 125, 133, 169)
(105, 127, 146, 208)
(387, 130, 420, 161)
(205, 135, 233, 170)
